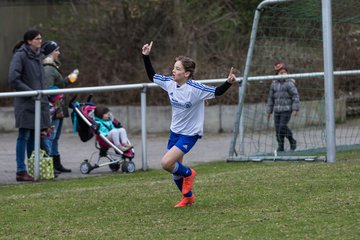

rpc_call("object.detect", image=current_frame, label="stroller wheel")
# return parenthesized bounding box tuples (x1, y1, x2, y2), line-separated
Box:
(80, 161, 92, 174)
(122, 161, 136, 173)
(109, 162, 120, 172)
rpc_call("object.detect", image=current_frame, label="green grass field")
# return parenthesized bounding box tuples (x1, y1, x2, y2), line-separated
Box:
(1, 152, 359, 240)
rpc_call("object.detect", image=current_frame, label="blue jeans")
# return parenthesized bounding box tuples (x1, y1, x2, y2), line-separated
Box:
(48, 118, 63, 156)
(16, 128, 52, 173)
(16, 128, 34, 173)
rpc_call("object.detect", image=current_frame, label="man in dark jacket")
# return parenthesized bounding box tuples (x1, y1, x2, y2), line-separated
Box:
(267, 62, 300, 152)
(8, 30, 51, 181)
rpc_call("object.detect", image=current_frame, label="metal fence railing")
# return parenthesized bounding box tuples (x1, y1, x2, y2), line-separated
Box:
(2, 69, 359, 180)
(2, 79, 233, 181)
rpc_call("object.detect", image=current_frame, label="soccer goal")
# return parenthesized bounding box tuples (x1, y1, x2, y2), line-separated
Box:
(228, 0, 360, 162)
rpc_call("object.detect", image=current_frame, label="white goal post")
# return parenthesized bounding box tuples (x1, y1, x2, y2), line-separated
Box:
(227, 0, 360, 163)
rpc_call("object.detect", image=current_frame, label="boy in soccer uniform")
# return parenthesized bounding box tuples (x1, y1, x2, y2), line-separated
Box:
(142, 41, 237, 207)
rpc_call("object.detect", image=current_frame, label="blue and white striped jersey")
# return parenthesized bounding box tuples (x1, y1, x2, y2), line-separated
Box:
(154, 73, 215, 136)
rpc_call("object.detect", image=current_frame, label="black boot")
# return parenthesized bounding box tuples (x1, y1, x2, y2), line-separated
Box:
(53, 155, 71, 173)
(277, 136, 285, 152)
(289, 137, 297, 151)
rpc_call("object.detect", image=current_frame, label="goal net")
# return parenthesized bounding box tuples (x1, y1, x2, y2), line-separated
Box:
(228, 0, 360, 162)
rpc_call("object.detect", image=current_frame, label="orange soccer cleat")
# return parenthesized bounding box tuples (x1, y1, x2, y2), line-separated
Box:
(182, 168, 197, 195)
(175, 195, 195, 208)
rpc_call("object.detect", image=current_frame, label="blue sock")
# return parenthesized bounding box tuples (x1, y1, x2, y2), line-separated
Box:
(172, 161, 191, 177)
(173, 175, 183, 192)
(184, 191, 193, 197)
(173, 175, 193, 197)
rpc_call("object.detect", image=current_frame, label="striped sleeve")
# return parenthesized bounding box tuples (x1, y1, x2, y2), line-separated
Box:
(153, 74, 173, 91)
(187, 80, 216, 100)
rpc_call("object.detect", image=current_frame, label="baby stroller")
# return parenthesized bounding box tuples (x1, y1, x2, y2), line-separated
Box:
(69, 95, 135, 174)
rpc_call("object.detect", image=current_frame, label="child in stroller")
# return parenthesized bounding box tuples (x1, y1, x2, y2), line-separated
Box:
(94, 105, 133, 153)
(69, 96, 135, 174)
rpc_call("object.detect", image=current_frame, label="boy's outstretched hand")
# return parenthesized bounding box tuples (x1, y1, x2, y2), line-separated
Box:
(227, 67, 236, 84)
(142, 41, 153, 55)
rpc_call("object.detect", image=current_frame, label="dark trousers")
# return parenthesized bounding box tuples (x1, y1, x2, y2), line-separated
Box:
(274, 111, 294, 148)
